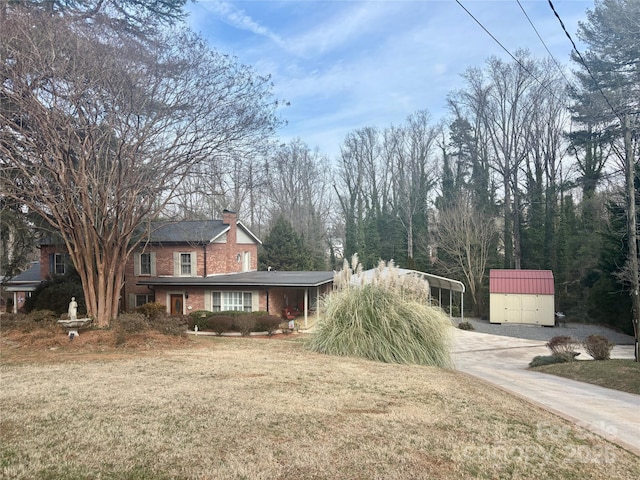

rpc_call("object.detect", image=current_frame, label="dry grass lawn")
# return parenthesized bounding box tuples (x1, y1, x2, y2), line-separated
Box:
(532, 359, 640, 395)
(1, 331, 639, 479)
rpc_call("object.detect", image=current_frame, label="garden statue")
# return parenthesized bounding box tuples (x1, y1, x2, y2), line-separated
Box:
(68, 297, 78, 321)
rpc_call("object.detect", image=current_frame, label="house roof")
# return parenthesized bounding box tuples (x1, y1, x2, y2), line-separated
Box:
(41, 219, 262, 246)
(141, 220, 261, 245)
(489, 269, 554, 295)
(137, 271, 334, 288)
(145, 220, 227, 244)
(1, 261, 41, 292)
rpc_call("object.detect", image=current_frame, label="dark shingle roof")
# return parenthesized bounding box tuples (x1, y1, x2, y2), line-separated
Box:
(2, 261, 41, 291)
(137, 271, 334, 288)
(145, 220, 228, 244)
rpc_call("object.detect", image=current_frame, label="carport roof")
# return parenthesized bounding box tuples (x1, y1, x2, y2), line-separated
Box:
(355, 268, 465, 293)
(1, 261, 41, 292)
(137, 271, 334, 288)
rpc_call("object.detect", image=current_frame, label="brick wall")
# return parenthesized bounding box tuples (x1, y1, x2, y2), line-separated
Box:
(40, 211, 260, 313)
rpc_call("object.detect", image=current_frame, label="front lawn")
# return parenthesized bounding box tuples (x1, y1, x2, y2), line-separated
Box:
(2, 332, 639, 479)
(531, 359, 640, 395)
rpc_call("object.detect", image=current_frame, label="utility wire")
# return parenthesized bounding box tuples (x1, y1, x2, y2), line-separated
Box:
(516, 0, 573, 87)
(455, 0, 568, 108)
(546, 0, 621, 119)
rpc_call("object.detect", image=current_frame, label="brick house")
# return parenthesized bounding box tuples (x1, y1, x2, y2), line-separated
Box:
(23, 210, 333, 321)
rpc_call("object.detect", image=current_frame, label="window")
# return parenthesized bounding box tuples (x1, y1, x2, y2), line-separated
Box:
(174, 252, 196, 276)
(134, 252, 156, 276)
(242, 251, 251, 272)
(49, 253, 67, 275)
(140, 253, 151, 275)
(135, 294, 154, 308)
(211, 291, 253, 312)
(128, 293, 156, 310)
(180, 253, 191, 275)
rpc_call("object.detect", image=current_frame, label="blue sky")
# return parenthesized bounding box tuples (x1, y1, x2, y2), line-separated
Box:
(187, 0, 593, 159)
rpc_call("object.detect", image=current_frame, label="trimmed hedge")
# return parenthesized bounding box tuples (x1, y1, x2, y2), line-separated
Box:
(188, 311, 271, 334)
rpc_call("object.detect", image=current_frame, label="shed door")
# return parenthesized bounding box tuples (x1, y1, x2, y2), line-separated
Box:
(505, 295, 521, 323)
(521, 295, 538, 324)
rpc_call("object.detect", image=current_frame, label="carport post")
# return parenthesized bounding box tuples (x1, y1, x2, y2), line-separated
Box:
(304, 288, 309, 328)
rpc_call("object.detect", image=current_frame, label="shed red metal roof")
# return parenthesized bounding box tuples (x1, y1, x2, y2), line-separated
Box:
(489, 269, 554, 295)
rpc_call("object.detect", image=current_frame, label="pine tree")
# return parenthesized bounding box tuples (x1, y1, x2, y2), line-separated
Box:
(259, 217, 317, 271)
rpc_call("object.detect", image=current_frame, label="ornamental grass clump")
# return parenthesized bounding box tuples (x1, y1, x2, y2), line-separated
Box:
(308, 256, 453, 368)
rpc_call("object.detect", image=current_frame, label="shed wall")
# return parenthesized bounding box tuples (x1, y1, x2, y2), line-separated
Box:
(490, 293, 555, 326)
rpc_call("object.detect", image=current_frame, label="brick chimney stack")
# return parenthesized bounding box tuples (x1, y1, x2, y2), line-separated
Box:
(222, 209, 237, 227)
(222, 210, 238, 271)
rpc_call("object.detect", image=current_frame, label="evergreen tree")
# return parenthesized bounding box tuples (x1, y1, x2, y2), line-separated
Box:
(569, 0, 640, 358)
(259, 216, 319, 271)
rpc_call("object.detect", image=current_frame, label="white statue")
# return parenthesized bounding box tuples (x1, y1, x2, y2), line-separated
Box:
(68, 297, 78, 321)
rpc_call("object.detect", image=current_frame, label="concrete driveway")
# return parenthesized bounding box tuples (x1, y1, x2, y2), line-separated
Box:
(452, 329, 640, 456)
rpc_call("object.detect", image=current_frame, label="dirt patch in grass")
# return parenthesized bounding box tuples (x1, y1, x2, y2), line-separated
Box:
(1, 334, 639, 479)
(531, 359, 640, 395)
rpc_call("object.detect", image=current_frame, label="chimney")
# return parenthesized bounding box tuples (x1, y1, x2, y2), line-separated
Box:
(222, 209, 237, 226)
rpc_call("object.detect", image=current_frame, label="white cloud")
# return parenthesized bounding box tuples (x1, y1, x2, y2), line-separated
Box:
(189, 0, 592, 159)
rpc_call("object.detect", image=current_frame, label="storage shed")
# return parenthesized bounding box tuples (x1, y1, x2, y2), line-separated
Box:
(489, 269, 555, 326)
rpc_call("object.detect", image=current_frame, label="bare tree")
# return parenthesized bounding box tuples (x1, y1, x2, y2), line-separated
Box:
(265, 139, 334, 266)
(520, 62, 570, 269)
(388, 110, 440, 264)
(336, 127, 380, 264)
(0, 9, 279, 326)
(434, 194, 497, 316)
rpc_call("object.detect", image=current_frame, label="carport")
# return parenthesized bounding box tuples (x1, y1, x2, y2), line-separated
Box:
(355, 268, 466, 321)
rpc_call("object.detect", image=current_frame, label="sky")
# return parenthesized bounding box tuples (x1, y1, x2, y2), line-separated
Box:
(186, 0, 594, 159)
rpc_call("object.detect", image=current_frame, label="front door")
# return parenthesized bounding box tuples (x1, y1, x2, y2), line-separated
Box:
(170, 294, 183, 316)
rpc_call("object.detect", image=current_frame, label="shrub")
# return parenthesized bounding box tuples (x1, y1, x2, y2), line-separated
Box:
(114, 313, 149, 334)
(583, 335, 614, 360)
(529, 355, 569, 368)
(28, 309, 59, 323)
(458, 321, 475, 331)
(234, 315, 256, 336)
(113, 313, 148, 346)
(150, 316, 187, 337)
(136, 302, 167, 320)
(546, 335, 580, 361)
(308, 256, 452, 368)
(207, 315, 233, 335)
(1, 312, 58, 333)
(254, 315, 282, 335)
(189, 310, 213, 321)
(24, 273, 85, 315)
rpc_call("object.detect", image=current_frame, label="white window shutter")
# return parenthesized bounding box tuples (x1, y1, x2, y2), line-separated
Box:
(133, 253, 141, 276)
(173, 252, 180, 276)
(128, 293, 136, 310)
(191, 251, 197, 276)
(150, 252, 157, 276)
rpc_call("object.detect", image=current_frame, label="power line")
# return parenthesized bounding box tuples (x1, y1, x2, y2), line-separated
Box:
(455, 0, 569, 108)
(546, 0, 621, 119)
(516, 0, 573, 87)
